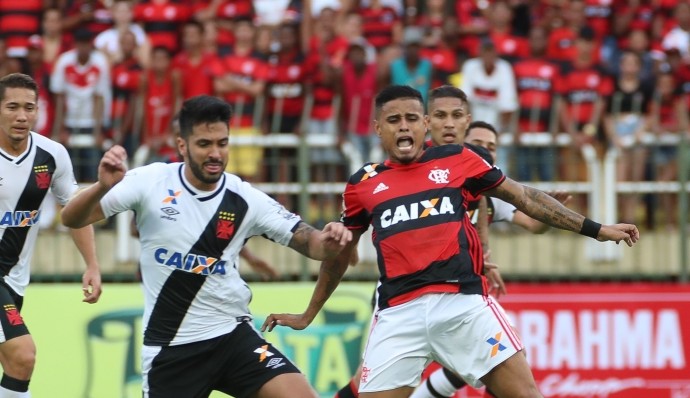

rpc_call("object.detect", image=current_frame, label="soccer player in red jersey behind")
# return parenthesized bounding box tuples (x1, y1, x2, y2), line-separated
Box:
(262, 85, 639, 398)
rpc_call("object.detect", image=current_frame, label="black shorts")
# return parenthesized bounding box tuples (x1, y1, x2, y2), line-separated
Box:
(144, 320, 300, 398)
(0, 282, 28, 343)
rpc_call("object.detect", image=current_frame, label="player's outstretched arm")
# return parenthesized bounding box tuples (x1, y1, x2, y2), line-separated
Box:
(485, 178, 640, 246)
(62, 145, 128, 228)
(287, 221, 353, 261)
(262, 229, 363, 332)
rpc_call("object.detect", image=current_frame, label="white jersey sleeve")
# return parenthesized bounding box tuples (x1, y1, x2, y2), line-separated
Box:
(100, 163, 166, 217)
(490, 197, 516, 223)
(38, 135, 78, 205)
(244, 183, 301, 246)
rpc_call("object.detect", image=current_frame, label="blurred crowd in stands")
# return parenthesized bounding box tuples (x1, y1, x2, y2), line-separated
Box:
(0, 0, 689, 228)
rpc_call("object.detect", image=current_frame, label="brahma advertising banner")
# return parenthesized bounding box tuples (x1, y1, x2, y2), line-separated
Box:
(456, 283, 690, 398)
(22, 282, 690, 398)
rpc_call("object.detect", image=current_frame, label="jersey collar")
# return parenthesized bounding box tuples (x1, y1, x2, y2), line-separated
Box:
(178, 163, 226, 202)
(0, 132, 33, 165)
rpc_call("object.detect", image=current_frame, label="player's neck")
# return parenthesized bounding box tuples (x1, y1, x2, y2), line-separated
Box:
(0, 133, 29, 157)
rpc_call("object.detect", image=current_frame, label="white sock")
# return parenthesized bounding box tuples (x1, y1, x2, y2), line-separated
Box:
(0, 386, 30, 398)
(410, 368, 459, 398)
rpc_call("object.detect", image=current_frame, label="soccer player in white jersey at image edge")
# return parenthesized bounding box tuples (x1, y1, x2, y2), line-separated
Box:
(0, 73, 102, 398)
(61, 95, 352, 398)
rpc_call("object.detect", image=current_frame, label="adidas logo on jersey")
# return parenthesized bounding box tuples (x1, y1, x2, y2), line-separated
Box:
(380, 196, 455, 228)
(373, 183, 389, 194)
(154, 248, 227, 275)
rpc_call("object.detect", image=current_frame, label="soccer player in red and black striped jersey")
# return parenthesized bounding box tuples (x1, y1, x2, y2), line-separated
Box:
(262, 85, 639, 398)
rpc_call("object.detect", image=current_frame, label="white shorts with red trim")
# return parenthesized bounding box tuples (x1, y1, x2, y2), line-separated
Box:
(359, 293, 522, 392)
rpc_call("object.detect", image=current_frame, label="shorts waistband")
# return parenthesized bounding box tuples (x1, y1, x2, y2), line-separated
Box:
(236, 316, 252, 323)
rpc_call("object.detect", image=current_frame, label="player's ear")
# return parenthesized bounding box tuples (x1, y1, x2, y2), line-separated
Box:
(176, 135, 186, 156)
(374, 119, 382, 137)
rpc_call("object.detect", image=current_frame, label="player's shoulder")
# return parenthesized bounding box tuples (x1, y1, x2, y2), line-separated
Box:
(461, 143, 494, 165)
(126, 161, 179, 181)
(31, 132, 68, 156)
(347, 162, 391, 186)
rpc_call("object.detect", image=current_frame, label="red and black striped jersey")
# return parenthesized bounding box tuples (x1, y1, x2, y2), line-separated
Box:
(359, 6, 399, 51)
(0, 0, 42, 56)
(211, 49, 268, 128)
(513, 57, 560, 133)
(556, 63, 613, 125)
(267, 51, 306, 119)
(173, 51, 218, 99)
(134, 1, 191, 52)
(342, 144, 505, 309)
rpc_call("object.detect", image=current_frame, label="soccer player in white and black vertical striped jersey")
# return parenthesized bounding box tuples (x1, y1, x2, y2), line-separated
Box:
(0, 73, 102, 398)
(61, 95, 352, 398)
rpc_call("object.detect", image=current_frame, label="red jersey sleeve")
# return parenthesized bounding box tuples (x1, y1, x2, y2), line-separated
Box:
(460, 146, 506, 197)
(341, 183, 370, 231)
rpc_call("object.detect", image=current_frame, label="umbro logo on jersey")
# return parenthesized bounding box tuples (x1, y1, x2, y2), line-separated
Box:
(154, 248, 227, 275)
(265, 357, 285, 369)
(428, 168, 450, 184)
(254, 345, 274, 362)
(160, 207, 180, 221)
(163, 189, 182, 204)
(0, 210, 41, 227)
(373, 183, 389, 194)
(380, 196, 455, 228)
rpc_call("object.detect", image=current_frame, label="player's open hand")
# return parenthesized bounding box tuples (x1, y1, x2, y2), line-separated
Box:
(98, 145, 128, 189)
(261, 313, 311, 332)
(321, 222, 352, 257)
(82, 267, 102, 304)
(597, 223, 640, 247)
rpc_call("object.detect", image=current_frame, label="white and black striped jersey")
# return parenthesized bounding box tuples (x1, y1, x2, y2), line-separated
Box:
(100, 162, 302, 346)
(0, 132, 78, 295)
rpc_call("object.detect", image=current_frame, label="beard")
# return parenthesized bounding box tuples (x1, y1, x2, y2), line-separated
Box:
(186, 148, 225, 185)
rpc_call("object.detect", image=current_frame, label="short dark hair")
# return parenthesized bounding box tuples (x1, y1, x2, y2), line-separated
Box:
(0, 73, 38, 103)
(178, 96, 232, 139)
(374, 85, 424, 116)
(184, 20, 205, 33)
(428, 85, 468, 107)
(466, 120, 498, 137)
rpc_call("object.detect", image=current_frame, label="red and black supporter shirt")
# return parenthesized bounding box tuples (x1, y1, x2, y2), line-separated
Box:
(215, 0, 254, 49)
(211, 49, 268, 128)
(0, 0, 42, 56)
(134, 0, 190, 52)
(342, 144, 505, 309)
(111, 57, 142, 125)
(556, 63, 613, 126)
(513, 57, 560, 133)
(173, 51, 218, 99)
(267, 51, 306, 119)
(359, 6, 399, 51)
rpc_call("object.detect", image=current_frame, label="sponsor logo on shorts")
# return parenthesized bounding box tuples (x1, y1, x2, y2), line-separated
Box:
(361, 366, 370, 383)
(265, 357, 285, 369)
(254, 345, 274, 363)
(4, 304, 23, 326)
(487, 332, 507, 358)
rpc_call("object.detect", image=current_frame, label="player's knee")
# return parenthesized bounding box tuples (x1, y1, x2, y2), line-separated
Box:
(3, 345, 36, 378)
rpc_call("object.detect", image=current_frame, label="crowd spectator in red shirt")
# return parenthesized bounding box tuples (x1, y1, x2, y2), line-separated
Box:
(0, 0, 42, 57)
(174, 21, 217, 100)
(211, 17, 268, 180)
(39, 8, 71, 69)
(486, 0, 529, 62)
(358, 0, 402, 53)
(513, 25, 560, 182)
(134, 0, 191, 53)
(267, 22, 306, 134)
(547, 0, 593, 65)
(340, 41, 381, 174)
(62, 0, 112, 38)
(111, 31, 143, 157)
(455, 0, 490, 59)
(135, 46, 181, 167)
(556, 26, 613, 184)
(213, 0, 254, 55)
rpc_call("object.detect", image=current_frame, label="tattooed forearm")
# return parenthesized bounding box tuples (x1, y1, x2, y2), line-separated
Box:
(489, 179, 585, 233)
(520, 186, 584, 232)
(288, 222, 317, 257)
